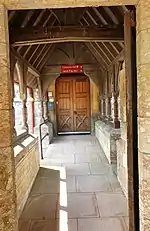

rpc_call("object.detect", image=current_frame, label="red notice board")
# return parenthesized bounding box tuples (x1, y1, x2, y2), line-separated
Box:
(61, 65, 83, 73)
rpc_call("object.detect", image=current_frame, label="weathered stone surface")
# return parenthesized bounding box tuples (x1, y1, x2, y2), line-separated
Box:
(0, 145, 17, 231)
(138, 117, 150, 153)
(137, 64, 150, 117)
(137, 2, 150, 230)
(119, 64, 126, 123)
(0, 55, 12, 110)
(0, 109, 13, 147)
(0, 1, 149, 231)
(95, 120, 120, 164)
(136, 0, 150, 33)
(0, 4, 17, 231)
(116, 136, 128, 197)
(137, 29, 150, 67)
(1, 0, 136, 10)
(15, 138, 39, 217)
(139, 151, 150, 228)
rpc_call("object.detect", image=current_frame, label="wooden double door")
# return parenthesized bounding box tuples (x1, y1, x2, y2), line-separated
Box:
(56, 75, 91, 134)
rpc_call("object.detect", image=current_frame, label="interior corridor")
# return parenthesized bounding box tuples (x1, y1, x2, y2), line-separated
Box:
(19, 135, 128, 231)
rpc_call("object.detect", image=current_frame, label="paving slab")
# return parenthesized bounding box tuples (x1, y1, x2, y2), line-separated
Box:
(19, 135, 128, 231)
(78, 217, 127, 231)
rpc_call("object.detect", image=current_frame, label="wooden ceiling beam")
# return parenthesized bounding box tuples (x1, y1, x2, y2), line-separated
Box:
(102, 42, 115, 59)
(32, 44, 47, 66)
(118, 41, 124, 49)
(86, 42, 107, 70)
(11, 26, 124, 47)
(36, 45, 52, 69)
(48, 9, 61, 25)
(121, 6, 129, 13)
(8, 10, 16, 22)
(33, 9, 46, 26)
(82, 16, 90, 26)
(39, 45, 55, 72)
(108, 49, 124, 67)
(21, 10, 34, 28)
(103, 7, 119, 25)
(11, 47, 40, 77)
(92, 8, 108, 25)
(28, 44, 40, 62)
(95, 42, 112, 64)
(23, 45, 32, 58)
(89, 42, 108, 67)
(86, 10, 98, 25)
(42, 12, 52, 27)
(16, 46, 22, 53)
(28, 75, 36, 85)
(30, 78, 37, 88)
(109, 42, 120, 55)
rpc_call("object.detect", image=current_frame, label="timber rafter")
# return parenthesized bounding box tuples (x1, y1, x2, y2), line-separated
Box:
(11, 26, 124, 46)
(8, 6, 135, 88)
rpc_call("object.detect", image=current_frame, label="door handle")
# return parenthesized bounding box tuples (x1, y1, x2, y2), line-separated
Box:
(74, 111, 77, 115)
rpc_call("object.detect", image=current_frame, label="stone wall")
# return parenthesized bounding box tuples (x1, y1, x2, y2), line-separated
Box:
(95, 120, 120, 165)
(116, 63, 128, 197)
(116, 123, 128, 197)
(14, 137, 40, 218)
(137, 1, 150, 229)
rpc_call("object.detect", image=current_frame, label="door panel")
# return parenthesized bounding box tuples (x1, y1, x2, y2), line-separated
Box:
(56, 78, 73, 132)
(56, 75, 90, 133)
(73, 78, 90, 132)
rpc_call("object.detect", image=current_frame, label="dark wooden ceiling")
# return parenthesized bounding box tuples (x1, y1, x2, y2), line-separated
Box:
(9, 6, 135, 76)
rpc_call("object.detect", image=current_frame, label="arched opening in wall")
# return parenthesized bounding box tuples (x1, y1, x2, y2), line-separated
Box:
(26, 87, 34, 134)
(55, 73, 91, 134)
(13, 82, 24, 135)
(13, 62, 25, 135)
(8, 4, 139, 231)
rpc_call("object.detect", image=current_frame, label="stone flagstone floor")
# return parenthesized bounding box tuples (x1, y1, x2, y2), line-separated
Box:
(19, 135, 128, 231)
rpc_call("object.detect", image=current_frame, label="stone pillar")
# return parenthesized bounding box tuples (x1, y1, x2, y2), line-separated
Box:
(10, 52, 17, 136)
(100, 96, 103, 117)
(43, 100, 48, 120)
(45, 91, 49, 120)
(102, 96, 106, 118)
(111, 93, 114, 121)
(37, 76, 44, 123)
(106, 94, 112, 121)
(0, 4, 17, 231)
(29, 88, 35, 134)
(21, 65, 28, 131)
(113, 92, 120, 128)
(137, 1, 150, 230)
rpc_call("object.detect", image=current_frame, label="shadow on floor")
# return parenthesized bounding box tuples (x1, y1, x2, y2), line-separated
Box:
(19, 166, 68, 231)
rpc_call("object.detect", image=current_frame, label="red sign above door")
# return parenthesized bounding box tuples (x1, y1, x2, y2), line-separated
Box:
(61, 65, 83, 73)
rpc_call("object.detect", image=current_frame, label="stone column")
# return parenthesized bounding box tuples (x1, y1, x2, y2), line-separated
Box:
(137, 1, 150, 230)
(21, 65, 28, 131)
(43, 100, 48, 120)
(100, 96, 103, 117)
(0, 4, 17, 231)
(10, 52, 17, 136)
(45, 91, 49, 120)
(37, 76, 44, 122)
(106, 94, 112, 121)
(113, 92, 120, 128)
(29, 88, 35, 133)
(102, 96, 106, 119)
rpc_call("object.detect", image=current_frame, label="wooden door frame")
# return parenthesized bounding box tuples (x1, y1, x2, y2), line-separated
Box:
(55, 74, 91, 134)
(124, 11, 139, 231)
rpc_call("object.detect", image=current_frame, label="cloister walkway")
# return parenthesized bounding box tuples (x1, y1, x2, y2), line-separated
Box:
(19, 135, 128, 231)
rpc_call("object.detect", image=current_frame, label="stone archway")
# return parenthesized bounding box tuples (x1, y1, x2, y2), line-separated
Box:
(0, 1, 149, 231)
